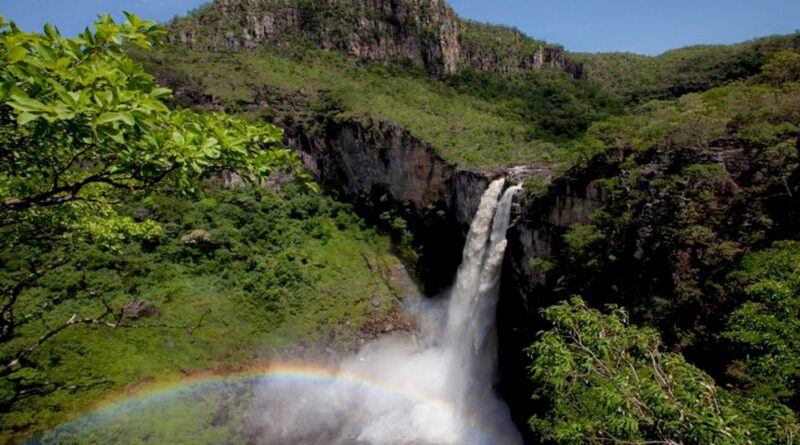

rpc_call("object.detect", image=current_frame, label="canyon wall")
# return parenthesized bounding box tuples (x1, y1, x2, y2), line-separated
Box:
(285, 116, 493, 293)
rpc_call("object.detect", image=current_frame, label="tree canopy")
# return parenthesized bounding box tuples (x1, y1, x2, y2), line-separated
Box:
(724, 241, 800, 409)
(527, 297, 798, 445)
(0, 13, 300, 245)
(0, 13, 303, 373)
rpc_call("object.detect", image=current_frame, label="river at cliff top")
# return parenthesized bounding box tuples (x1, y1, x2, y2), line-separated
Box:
(36, 179, 522, 445)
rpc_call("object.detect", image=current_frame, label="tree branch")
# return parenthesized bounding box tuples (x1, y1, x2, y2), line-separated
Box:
(0, 163, 179, 213)
(3, 301, 117, 372)
(0, 377, 113, 411)
(1, 257, 70, 341)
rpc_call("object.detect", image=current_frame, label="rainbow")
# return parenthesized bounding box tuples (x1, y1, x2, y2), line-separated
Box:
(38, 362, 520, 445)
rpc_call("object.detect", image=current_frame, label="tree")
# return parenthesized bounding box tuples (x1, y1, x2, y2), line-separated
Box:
(760, 50, 800, 84)
(526, 297, 798, 445)
(724, 241, 800, 408)
(0, 13, 303, 379)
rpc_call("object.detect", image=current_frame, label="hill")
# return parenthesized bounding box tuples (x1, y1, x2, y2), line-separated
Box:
(574, 32, 800, 102)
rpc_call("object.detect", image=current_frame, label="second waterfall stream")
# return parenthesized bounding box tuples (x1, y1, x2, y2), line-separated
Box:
(245, 178, 523, 444)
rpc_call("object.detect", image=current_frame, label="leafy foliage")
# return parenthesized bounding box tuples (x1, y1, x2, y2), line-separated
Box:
(537, 61, 800, 348)
(140, 46, 594, 168)
(724, 241, 800, 408)
(0, 13, 299, 247)
(0, 13, 311, 431)
(527, 298, 798, 445)
(518, 46, 800, 444)
(760, 50, 800, 84)
(575, 33, 800, 103)
(445, 67, 622, 141)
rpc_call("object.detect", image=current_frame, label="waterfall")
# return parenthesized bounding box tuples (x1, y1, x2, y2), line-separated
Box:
(447, 178, 522, 354)
(246, 177, 525, 444)
(443, 178, 523, 420)
(445, 178, 506, 344)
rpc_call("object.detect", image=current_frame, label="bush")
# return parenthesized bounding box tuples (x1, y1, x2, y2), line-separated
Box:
(527, 298, 798, 445)
(724, 241, 800, 408)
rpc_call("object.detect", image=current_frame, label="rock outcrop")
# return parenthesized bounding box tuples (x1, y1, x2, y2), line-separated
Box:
(168, 0, 582, 77)
(286, 115, 495, 292)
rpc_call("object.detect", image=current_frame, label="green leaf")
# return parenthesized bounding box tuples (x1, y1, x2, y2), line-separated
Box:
(8, 94, 50, 113)
(43, 23, 58, 41)
(109, 131, 126, 144)
(172, 131, 185, 145)
(7, 44, 26, 63)
(17, 112, 38, 125)
(96, 111, 135, 126)
(150, 87, 171, 99)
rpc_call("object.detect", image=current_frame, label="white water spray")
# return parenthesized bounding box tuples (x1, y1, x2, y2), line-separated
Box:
(246, 178, 523, 444)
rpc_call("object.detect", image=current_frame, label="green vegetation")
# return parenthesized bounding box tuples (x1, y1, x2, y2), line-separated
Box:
(0, 14, 407, 443)
(523, 48, 800, 444)
(0, 12, 299, 392)
(0, 13, 299, 247)
(141, 46, 609, 168)
(575, 33, 800, 102)
(0, 184, 404, 442)
(539, 59, 800, 346)
(143, 6, 800, 444)
(445, 68, 621, 141)
(528, 298, 798, 445)
(724, 241, 800, 409)
(457, 19, 551, 66)
(6, 3, 800, 444)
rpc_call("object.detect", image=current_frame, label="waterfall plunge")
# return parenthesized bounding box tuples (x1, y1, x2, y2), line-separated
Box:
(246, 178, 522, 444)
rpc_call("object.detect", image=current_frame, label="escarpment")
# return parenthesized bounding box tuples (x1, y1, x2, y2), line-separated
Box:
(168, 0, 582, 78)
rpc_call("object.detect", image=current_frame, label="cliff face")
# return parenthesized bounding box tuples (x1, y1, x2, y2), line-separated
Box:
(169, 0, 581, 77)
(286, 116, 494, 292)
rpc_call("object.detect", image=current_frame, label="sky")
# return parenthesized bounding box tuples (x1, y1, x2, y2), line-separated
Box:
(1, 0, 799, 55)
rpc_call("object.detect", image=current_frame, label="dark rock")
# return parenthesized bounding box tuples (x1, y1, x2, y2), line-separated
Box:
(122, 300, 160, 320)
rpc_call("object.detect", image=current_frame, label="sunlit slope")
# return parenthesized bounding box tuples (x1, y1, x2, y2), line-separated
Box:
(146, 48, 588, 167)
(0, 185, 409, 443)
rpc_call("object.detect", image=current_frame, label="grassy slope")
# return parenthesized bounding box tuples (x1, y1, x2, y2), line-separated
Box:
(1, 184, 407, 443)
(141, 47, 605, 170)
(145, 35, 800, 172)
(160, 1, 800, 172)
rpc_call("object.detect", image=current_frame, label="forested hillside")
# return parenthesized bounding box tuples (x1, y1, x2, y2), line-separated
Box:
(574, 33, 800, 102)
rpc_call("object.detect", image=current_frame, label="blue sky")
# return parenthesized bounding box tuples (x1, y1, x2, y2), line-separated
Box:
(1, 0, 798, 55)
